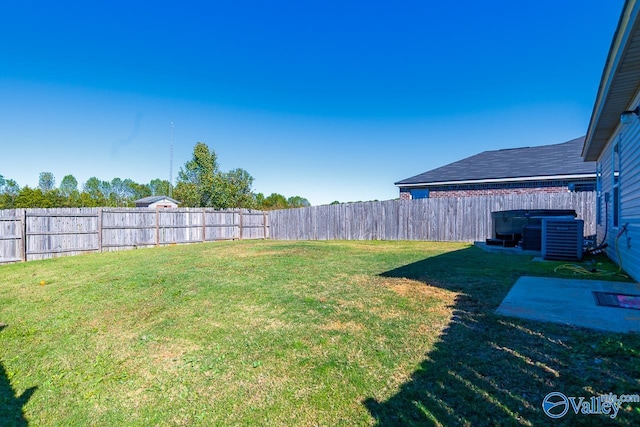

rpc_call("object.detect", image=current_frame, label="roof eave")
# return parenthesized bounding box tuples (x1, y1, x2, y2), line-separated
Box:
(584, 0, 640, 161)
(396, 173, 597, 188)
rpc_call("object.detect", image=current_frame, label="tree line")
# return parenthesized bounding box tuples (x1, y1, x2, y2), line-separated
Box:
(0, 142, 310, 210)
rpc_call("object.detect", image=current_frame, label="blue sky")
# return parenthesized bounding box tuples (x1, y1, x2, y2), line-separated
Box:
(0, 1, 625, 205)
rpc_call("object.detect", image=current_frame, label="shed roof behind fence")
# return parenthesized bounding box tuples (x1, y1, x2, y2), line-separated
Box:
(134, 196, 180, 206)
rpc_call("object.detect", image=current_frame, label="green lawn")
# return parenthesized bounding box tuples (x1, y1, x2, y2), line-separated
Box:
(1, 240, 639, 426)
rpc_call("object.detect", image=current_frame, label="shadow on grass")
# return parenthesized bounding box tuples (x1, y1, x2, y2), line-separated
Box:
(364, 246, 640, 426)
(0, 324, 37, 427)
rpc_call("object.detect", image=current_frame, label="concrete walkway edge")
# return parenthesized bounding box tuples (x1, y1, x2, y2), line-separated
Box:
(496, 276, 640, 333)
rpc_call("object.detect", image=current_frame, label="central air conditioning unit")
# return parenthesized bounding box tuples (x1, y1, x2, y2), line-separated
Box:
(541, 217, 584, 261)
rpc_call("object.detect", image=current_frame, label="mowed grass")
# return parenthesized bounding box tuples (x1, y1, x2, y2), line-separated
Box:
(0, 240, 639, 426)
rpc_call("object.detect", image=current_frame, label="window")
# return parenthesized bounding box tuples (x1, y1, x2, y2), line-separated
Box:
(409, 188, 430, 199)
(613, 140, 621, 228)
(596, 164, 602, 225)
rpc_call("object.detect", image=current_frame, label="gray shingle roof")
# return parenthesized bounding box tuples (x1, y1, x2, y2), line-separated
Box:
(135, 196, 180, 205)
(395, 137, 595, 186)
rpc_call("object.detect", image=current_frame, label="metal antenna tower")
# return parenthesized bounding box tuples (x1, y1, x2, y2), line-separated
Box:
(169, 121, 174, 197)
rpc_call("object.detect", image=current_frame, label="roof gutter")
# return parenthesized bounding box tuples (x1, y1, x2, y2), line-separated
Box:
(395, 173, 597, 188)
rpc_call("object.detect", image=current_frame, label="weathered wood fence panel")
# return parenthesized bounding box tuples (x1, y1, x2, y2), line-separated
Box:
(240, 211, 271, 240)
(101, 209, 157, 251)
(0, 208, 268, 263)
(269, 192, 597, 242)
(157, 209, 205, 245)
(204, 210, 240, 241)
(0, 209, 24, 263)
(25, 208, 100, 260)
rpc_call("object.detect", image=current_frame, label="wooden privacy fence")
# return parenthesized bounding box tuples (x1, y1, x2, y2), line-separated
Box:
(0, 193, 598, 263)
(0, 208, 269, 263)
(269, 192, 597, 242)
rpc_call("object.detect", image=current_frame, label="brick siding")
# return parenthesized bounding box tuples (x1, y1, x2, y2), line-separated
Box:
(427, 186, 567, 198)
(399, 186, 570, 200)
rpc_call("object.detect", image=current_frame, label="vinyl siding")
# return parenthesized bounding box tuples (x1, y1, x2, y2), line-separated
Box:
(597, 90, 640, 282)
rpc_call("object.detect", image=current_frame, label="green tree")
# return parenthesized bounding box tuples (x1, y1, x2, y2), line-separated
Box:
(175, 142, 219, 207)
(0, 174, 5, 208)
(83, 177, 107, 206)
(127, 180, 151, 203)
(109, 178, 132, 206)
(287, 196, 311, 208)
(44, 189, 64, 207)
(254, 192, 266, 208)
(16, 186, 64, 208)
(59, 175, 78, 198)
(58, 175, 80, 207)
(78, 191, 101, 207)
(6, 179, 20, 197)
(173, 181, 200, 207)
(63, 190, 82, 207)
(15, 187, 46, 208)
(218, 168, 255, 208)
(38, 172, 55, 193)
(0, 177, 20, 208)
(99, 180, 112, 201)
(262, 193, 289, 210)
(149, 179, 172, 197)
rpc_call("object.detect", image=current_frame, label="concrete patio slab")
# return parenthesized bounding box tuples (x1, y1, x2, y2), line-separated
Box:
(473, 241, 541, 256)
(496, 276, 640, 333)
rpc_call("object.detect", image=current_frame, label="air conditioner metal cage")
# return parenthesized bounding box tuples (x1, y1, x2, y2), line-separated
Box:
(541, 217, 584, 261)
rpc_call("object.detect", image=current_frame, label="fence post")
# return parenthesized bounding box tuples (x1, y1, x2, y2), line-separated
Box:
(20, 209, 27, 262)
(263, 211, 268, 239)
(155, 208, 160, 247)
(97, 208, 103, 253)
(202, 209, 206, 242)
(238, 209, 243, 240)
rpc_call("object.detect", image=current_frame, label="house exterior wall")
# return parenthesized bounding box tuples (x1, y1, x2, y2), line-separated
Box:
(426, 186, 567, 198)
(136, 198, 179, 208)
(596, 90, 640, 282)
(148, 200, 178, 209)
(399, 181, 592, 200)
